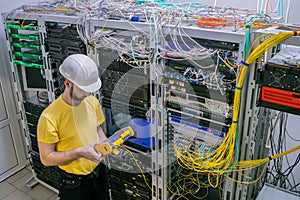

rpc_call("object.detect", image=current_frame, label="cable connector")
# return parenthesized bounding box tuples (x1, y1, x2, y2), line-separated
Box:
(293, 30, 298, 36)
(129, 15, 139, 22)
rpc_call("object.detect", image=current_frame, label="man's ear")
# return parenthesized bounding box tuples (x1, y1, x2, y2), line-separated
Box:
(64, 80, 72, 88)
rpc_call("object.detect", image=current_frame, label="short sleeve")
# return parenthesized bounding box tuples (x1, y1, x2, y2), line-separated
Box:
(37, 115, 59, 144)
(95, 99, 105, 126)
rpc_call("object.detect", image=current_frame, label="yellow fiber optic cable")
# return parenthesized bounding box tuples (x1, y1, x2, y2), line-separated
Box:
(119, 146, 156, 195)
(174, 30, 300, 187)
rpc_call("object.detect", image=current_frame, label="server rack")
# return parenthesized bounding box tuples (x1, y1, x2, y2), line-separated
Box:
(3, 13, 87, 192)
(3, 5, 299, 200)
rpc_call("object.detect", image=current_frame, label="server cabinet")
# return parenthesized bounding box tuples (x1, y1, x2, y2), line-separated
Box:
(3, 3, 299, 199)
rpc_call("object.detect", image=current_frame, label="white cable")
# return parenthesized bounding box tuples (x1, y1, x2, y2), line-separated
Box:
(213, 0, 218, 7)
(260, 0, 264, 14)
(214, 53, 224, 95)
(285, 0, 291, 23)
(257, 0, 260, 13)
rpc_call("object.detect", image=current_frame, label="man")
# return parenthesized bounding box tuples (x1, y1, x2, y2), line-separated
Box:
(37, 54, 109, 200)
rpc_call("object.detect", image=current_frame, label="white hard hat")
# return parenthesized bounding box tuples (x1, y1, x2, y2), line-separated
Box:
(59, 54, 102, 93)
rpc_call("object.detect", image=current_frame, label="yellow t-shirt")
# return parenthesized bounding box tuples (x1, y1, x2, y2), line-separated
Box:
(37, 95, 105, 175)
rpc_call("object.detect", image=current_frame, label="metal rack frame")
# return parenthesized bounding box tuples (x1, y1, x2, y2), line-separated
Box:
(4, 9, 298, 200)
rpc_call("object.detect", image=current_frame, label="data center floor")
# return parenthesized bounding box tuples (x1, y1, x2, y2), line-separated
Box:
(0, 165, 58, 200)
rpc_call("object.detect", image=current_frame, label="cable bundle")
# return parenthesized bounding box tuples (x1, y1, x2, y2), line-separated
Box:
(175, 30, 300, 186)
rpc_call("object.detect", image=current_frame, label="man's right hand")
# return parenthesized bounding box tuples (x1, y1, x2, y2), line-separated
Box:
(77, 144, 103, 163)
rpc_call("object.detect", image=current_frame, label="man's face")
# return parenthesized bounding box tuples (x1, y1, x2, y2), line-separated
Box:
(70, 84, 91, 102)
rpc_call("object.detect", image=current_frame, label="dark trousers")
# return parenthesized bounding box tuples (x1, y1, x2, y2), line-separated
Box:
(58, 163, 109, 200)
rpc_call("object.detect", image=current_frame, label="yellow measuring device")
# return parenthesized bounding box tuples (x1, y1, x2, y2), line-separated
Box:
(95, 126, 135, 156)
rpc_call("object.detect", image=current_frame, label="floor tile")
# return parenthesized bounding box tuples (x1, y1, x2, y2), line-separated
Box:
(26, 184, 56, 200)
(0, 182, 16, 199)
(2, 190, 33, 200)
(47, 194, 59, 200)
(11, 172, 33, 194)
(5, 168, 31, 184)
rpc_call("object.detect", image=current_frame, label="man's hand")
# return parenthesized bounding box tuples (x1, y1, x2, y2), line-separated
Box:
(38, 141, 105, 166)
(77, 143, 104, 163)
